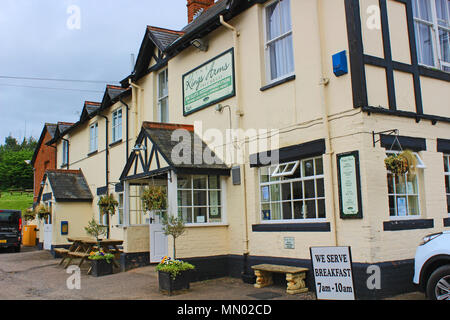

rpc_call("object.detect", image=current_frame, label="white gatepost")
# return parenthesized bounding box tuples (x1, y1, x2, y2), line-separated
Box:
(167, 170, 178, 218)
(123, 181, 130, 227)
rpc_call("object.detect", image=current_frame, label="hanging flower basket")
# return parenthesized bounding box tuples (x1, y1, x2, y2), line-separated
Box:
(34, 204, 50, 220)
(384, 150, 417, 176)
(141, 186, 167, 212)
(97, 194, 118, 216)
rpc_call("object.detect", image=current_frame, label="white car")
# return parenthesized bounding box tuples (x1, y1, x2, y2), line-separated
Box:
(413, 231, 450, 300)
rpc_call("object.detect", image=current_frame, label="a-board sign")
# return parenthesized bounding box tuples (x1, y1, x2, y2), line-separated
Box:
(310, 246, 356, 300)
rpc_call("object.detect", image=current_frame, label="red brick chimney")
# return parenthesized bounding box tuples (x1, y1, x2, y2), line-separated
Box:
(187, 0, 215, 23)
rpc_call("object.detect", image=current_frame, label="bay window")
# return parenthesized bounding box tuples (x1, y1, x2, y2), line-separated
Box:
(386, 151, 425, 217)
(177, 175, 223, 224)
(259, 156, 325, 221)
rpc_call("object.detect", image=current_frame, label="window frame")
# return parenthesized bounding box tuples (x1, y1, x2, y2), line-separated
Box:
(444, 154, 450, 215)
(111, 108, 123, 143)
(177, 175, 225, 226)
(117, 192, 124, 225)
(412, 0, 450, 72)
(89, 122, 98, 153)
(385, 150, 424, 220)
(62, 140, 69, 166)
(259, 156, 326, 223)
(263, 0, 295, 84)
(157, 68, 169, 123)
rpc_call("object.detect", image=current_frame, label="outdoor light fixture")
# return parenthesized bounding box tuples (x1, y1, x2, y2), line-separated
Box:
(190, 38, 208, 52)
(132, 144, 146, 155)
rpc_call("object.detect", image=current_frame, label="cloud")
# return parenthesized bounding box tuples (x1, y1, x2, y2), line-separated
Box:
(0, 0, 187, 143)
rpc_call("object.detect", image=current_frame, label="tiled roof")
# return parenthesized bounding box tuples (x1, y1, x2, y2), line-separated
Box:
(142, 122, 229, 171)
(57, 122, 75, 135)
(45, 169, 93, 202)
(147, 26, 185, 51)
(46, 123, 58, 139)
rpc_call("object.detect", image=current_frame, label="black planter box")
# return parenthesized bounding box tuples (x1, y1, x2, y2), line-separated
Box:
(158, 270, 192, 295)
(90, 259, 113, 277)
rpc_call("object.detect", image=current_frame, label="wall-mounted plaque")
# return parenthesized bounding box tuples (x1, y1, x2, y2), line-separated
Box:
(182, 48, 235, 116)
(337, 151, 363, 219)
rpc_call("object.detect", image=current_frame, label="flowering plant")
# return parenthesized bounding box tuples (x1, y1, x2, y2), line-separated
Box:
(98, 194, 118, 216)
(141, 186, 167, 212)
(155, 256, 195, 280)
(88, 250, 115, 263)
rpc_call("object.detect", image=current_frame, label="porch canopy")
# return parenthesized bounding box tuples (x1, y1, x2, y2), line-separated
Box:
(119, 122, 230, 182)
(40, 169, 93, 203)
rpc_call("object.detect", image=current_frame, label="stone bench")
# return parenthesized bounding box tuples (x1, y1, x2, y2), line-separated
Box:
(251, 264, 309, 295)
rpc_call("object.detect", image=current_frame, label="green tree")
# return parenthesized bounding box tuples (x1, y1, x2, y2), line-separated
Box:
(0, 135, 35, 190)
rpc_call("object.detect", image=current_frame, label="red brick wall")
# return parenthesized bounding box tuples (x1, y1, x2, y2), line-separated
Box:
(33, 129, 56, 202)
(187, 0, 215, 23)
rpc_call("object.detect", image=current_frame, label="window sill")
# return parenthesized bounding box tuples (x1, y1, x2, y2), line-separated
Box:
(109, 139, 122, 148)
(383, 218, 434, 231)
(252, 222, 330, 232)
(418, 65, 450, 81)
(444, 217, 450, 227)
(87, 150, 98, 157)
(185, 223, 228, 228)
(260, 75, 296, 92)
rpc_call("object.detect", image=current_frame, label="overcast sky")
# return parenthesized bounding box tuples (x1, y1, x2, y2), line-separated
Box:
(0, 0, 187, 144)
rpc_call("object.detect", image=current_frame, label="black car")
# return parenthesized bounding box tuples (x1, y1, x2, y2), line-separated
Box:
(0, 210, 22, 252)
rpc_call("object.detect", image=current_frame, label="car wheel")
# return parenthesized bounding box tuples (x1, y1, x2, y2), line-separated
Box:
(426, 265, 450, 300)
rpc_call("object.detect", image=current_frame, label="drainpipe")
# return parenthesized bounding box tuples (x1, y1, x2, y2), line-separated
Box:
(98, 114, 110, 238)
(129, 79, 144, 137)
(119, 97, 130, 162)
(219, 15, 250, 277)
(316, 0, 338, 246)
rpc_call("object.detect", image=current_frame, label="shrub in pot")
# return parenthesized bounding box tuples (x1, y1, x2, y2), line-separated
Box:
(156, 256, 195, 295)
(88, 251, 115, 277)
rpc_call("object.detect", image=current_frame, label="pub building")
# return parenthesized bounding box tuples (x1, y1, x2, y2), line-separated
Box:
(35, 0, 449, 299)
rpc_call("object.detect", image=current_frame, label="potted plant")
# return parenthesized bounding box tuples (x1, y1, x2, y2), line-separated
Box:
(34, 204, 50, 220)
(141, 186, 167, 212)
(384, 149, 417, 176)
(161, 215, 186, 259)
(84, 218, 107, 247)
(156, 256, 195, 295)
(88, 250, 115, 277)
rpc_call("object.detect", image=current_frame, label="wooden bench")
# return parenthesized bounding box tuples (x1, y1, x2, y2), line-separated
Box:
(251, 264, 309, 295)
(53, 248, 69, 266)
(66, 252, 91, 268)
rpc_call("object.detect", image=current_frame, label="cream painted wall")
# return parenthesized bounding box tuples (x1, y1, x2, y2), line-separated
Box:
(55, 95, 137, 242)
(48, 0, 449, 265)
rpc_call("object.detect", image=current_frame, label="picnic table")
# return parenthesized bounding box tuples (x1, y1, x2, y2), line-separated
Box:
(57, 237, 123, 273)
